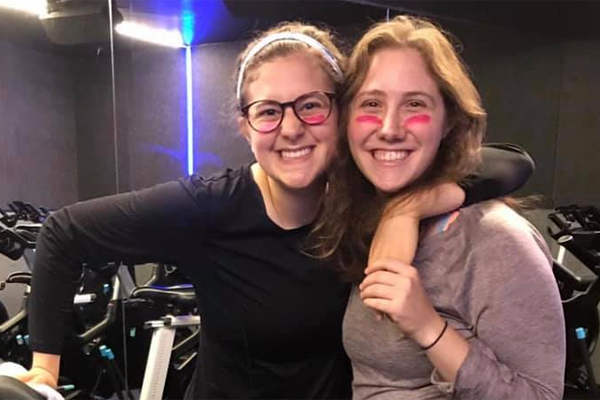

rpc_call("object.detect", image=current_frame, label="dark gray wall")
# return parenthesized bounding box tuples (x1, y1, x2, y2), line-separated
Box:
(0, 36, 79, 316)
(554, 41, 600, 206)
(73, 42, 253, 197)
(445, 21, 562, 199)
(192, 42, 254, 177)
(115, 46, 187, 191)
(0, 39, 79, 208)
(72, 53, 119, 200)
(78, 41, 255, 194)
(90, 18, 598, 206)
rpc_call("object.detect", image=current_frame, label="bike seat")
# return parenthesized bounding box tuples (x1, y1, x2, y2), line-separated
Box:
(0, 375, 46, 400)
(131, 285, 196, 306)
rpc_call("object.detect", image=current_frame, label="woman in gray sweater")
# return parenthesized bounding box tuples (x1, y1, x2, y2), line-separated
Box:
(311, 15, 565, 400)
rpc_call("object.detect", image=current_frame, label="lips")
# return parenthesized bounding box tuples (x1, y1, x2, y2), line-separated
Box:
(372, 149, 411, 162)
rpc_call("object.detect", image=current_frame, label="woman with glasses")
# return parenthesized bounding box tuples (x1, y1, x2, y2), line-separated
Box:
(22, 22, 532, 399)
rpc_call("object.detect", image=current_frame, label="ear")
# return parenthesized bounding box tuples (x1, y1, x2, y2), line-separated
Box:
(443, 126, 452, 139)
(238, 117, 251, 143)
(442, 117, 454, 139)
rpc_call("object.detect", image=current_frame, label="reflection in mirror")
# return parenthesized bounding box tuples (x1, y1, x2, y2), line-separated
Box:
(0, 1, 115, 313)
(0, 0, 126, 396)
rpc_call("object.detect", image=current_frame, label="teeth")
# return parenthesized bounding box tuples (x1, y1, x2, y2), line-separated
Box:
(281, 147, 312, 159)
(373, 150, 409, 161)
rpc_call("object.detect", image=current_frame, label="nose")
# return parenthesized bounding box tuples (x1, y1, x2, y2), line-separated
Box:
(378, 110, 406, 141)
(279, 107, 304, 140)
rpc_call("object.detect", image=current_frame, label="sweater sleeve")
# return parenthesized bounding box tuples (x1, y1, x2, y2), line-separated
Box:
(461, 143, 535, 206)
(448, 207, 565, 400)
(29, 178, 206, 354)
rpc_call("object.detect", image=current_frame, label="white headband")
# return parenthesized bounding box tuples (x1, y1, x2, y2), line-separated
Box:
(235, 32, 343, 105)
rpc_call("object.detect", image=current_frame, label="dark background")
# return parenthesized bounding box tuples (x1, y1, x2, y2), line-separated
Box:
(0, 0, 599, 209)
(0, 0, 599, 316)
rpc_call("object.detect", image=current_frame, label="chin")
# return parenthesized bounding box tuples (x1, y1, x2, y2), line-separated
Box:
(375, 185, 403, 194)
(369, 175, 409, 194)
(280, 173, 320, 191)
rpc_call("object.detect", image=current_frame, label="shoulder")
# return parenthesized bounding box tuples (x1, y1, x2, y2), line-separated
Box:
(180, 164, 253, 202)
(458, 201, 543, 246)
(456, 200, 553, 278)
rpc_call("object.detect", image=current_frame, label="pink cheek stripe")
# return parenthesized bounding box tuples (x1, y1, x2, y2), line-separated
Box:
(355, 115, 383, 125)
(256, 121, 279, 132)
(404, 114, 431, 128)
(303, 114, 326, 124)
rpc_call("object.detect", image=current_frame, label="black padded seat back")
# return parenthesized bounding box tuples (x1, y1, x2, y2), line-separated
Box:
(0, 375, 46, 400)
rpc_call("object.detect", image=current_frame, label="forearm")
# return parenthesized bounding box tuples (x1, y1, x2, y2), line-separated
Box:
(452, 339, 562, 400)
(369, 215, 419, 264)
(461, 143, 534, 206)
(412, 315, 469, 383)
(370, 183, 465, 264)
(29, 182, 193, 352)
(415, 320, 560, 400)
(29, 211, 85, 353)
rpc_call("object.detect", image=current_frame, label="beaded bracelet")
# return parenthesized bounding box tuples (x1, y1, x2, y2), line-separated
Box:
(421, 321, 449, 351)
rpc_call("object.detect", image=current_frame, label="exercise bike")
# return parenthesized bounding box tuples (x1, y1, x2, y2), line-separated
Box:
(548, 204, 600, 399)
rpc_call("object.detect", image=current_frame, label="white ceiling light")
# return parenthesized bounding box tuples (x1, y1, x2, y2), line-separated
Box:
(0, 0, 47, 15)
(115, 21, 184, 48)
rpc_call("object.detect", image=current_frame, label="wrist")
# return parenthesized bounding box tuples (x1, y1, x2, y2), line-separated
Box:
(31, 365, 58, 385)
(412, 315, 446, 349)
(31, 352, 60, 381)
(383, 201, 422, 220)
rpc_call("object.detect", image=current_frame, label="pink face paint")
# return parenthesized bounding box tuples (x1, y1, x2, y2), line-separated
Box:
(355, 115, 383, 125)
(403, 114, 431, 128)
(255, 121, 280, 132)
(302, 114, 326, 124)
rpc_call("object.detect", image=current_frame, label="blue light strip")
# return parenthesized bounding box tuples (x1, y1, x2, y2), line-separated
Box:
(186, 45, 194, 175)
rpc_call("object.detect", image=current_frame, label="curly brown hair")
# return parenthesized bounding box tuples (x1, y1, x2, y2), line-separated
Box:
(308, 15, 487, 282)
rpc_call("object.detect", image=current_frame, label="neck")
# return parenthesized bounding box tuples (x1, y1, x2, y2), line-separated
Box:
(251, 163, 325, 230)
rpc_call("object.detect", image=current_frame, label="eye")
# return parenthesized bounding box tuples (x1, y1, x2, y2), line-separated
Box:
(406, 100, 426, 108)
(300, 101, 324, 111)
(297, 93, 328, 112)
(253, 106, 282, 120)
(360, 100, 381, 109)
(258, 108, 278, 116)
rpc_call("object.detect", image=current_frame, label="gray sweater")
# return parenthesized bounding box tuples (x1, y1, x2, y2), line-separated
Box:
(344, 201, 565, 400)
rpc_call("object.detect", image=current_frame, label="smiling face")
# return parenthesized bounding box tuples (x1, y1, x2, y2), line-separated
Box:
(239, 52, 338, 191)
(347, 47, 447, 193)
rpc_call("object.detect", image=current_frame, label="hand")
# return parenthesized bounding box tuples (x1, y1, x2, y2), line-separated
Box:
(15, 365, 58, 388)
(15, 352, 60, 388)
(359, 258, 445, 347)
(384, 182, 465, 220)
(368, 215, 419, 322)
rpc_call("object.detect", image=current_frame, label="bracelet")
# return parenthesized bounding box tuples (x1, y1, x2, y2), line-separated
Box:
(420, 321, 448, 351)
(32, 365, 57, 378)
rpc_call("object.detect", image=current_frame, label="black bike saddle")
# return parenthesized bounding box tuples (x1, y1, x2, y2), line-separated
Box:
(0, 375, 46, 400)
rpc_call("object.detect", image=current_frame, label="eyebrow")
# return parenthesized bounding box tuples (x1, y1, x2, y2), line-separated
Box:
(355, 89, 437, 104)
(355, 89, 386, 99)
(403, 91, 436, 104)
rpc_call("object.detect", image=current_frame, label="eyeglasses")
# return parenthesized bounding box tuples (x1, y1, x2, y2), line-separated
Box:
(241, 91, 336, 133)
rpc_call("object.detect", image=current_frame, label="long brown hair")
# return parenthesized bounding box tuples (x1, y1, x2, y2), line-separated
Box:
(308, 15, 487, 282)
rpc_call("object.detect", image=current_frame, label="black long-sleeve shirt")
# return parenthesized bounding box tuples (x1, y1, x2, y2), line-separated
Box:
(29, 144, 534, 399)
